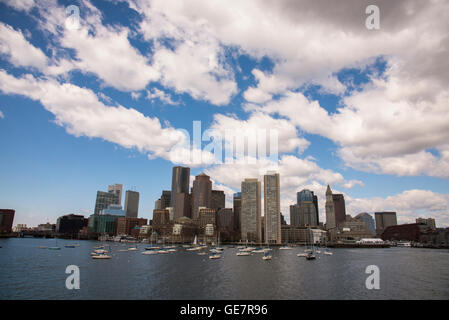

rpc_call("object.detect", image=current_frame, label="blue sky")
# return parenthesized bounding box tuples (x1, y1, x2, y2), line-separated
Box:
(1, 0, 448, 227)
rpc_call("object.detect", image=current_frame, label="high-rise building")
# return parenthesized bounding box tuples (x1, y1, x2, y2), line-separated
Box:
(100, 204, 125, 216)
(264, 172, 281, 244)
(296, 189, 318, 227)
(160, 190, 171, 209)
(154, 199, 162, 210)
(325, 185, 336, 231)
(56, 214, 88, 235)
(290, 205, 301, 226)
(174, 192, 191, 219)
(94, 190, 120, 215)
(0, 209, 15, 234)
(124, 190, 140, 218)
(241, 178, 262, 242)
(199, 208, 216, 228)
(233, 192, 242, 237)
(108, 184, 123, 205)
(192, 173, 212, 219)
(88, 214, 120, 235)
(152, 209, 170, 226)
(355, 212, 376, 236)
(375, 212, 397, 236)
(170, 166, 190, 214)
(313, 194, 319, 225)
(211, 190, 225, 212)
(332, 194, 346, 226)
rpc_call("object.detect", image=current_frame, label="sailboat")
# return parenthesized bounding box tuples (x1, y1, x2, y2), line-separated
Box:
(48, 238, 61, 250)
(186, 235, 202, 251)
(305, 227, 316, 260)
(323, 238, 333, 255)
(262, 243, 272, 260)
(209, 251, 221, 259)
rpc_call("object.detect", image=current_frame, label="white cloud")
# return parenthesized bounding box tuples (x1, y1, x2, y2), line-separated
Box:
(0, 22, 48, 70)
(2, 0, 35, 12)
(147, 88, 178, 105)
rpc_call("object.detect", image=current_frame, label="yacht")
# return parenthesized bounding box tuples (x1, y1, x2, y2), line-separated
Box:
(323, 251, 333, 255)
(397, 241, 412, 247)
(279, 246, 293, 250)
(297, 252, 308, 257)
(306, 252, 316, 260)
(236, 252, 251, 256)
(142, 250, 158, 255)
(92, 254, 112, 259)
(209, 252, 221, 259)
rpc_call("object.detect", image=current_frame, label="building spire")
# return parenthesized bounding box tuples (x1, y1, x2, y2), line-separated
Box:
(326, 184, 332, 195)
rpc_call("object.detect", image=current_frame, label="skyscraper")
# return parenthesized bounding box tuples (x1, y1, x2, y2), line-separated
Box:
(211, 190, 225, 212)
(108, 183, 123, 205)
(325, 185, 336, 230)
(296, 189, 318, 227)
(264, 172, 281, 244)
(160, 190, 171, 209)
(355, 212, 376, 236)
(174, 192, 191, 219)
(233, 192, 242, 237)
(290, 205, 301, 226)
(375, 211, 397, 236)
(124, 190, 140, 218)
(192, 173, 212, 219)
(94, 190, 120, 215)
(332, 194, 346, 226)
(170, 166, 190, 215)
(241, 178, 262, 242)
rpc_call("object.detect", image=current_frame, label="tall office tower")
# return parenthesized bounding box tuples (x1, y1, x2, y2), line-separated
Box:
(332, 194, 346, 226)
(375, 211, 397, 236)
(290, 205, 301, 226)
(174, 193, 191, 219)
(325, 185, 336, 230)
(233, 192, 242, 237)
(94, 191, 120, 215)
(313, 194, 319, 225)
(160, 190, 171, 209)
(124, 190, 140, 218)
(264, 172, 281, 244)
(108, 184, 123, 206)
(296, 189, 318, 227)
(170, 166, 190, 215)
(241, 178, 262, 242)
(355, 212, 376, 236)
(211, 190, 225, 212)
(192, 173, 212, 219)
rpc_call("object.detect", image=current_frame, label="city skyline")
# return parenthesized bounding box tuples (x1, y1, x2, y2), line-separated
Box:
(1, 1, 449, 228)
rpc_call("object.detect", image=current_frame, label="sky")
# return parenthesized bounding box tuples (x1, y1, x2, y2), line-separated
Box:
(0, 0, 448, 228)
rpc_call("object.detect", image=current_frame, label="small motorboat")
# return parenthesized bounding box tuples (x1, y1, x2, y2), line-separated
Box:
(236, 252, 251, 256)
(262, 251, 272, 260)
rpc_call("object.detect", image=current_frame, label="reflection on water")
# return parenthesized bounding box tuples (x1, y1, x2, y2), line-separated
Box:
(1, 238, 448, 300)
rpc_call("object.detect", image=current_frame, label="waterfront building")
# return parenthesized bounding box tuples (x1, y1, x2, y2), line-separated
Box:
(325, 185, 336, 231)
(337, 215, 374, 241)
(56, 214, 88, 236)
(108, 184, 123, 205)
(94, 190, 120, 215)
(115, 217, 147, 236)
(233, 192, 242, 239)
(172, 216, 197, 243)
(281, 225, 312, 244)
(100, 204, 125, 216)
(217, 208, 234, 241)
(420, 228, 449, 248)
(381, 223, 421, 242)
(174, 192, 191, 219)
(264, 172, 281, 244)
(36, 223, 55, 232)
(375, 212, 397, 236)
(355, 212, 376, 236)
(171, 166, 190, 215)
(241, 178, 262, 243)
(416, 217, 436, 230)
(124, 190, 140, 218)
(88, 214, 121, 235)
(192, 173, 212, 219)
(13, 224, 27, 232)
(0, 209, 15, 234)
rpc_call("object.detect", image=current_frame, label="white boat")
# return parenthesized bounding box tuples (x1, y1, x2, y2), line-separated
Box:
(262, 251, 272, 260)
(197, 252, 207, 256)
(297, 253, 308, 257)
(315, 250, 321, 254)
(94, 249, 108, 254)
(127, 247, 138, 251)
(157, 250, 170, 254)
(323, 251, 333, 255)
(209, 252, 221, 259)
(239, 247, 255, 252)
(397, 241, 412, 247)
(236, 252, 251, 256)
(279, 246, 293, 250)
(142, 251, 158, 255)
(92, 254, 112, 259)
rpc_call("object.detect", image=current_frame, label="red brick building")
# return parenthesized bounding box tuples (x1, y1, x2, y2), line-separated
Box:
(0, 209, 15, 234)
(381, 223, 421, 242)
(115, 217, 147, 236)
